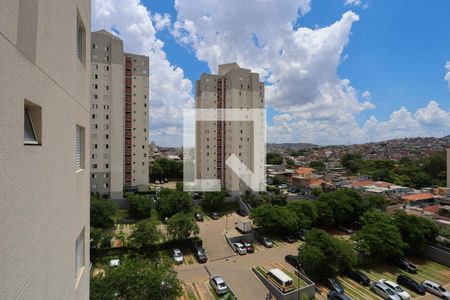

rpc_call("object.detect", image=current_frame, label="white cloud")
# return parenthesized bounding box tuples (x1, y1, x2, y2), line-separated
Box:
(153, 13, 171, 31)
(92, 0, 193, 146)
(362, 90, 371, 99)
(172, 2, 376, 131)
(445, 61, 450, 89)
(344, 0, 368, 9)
(267, 101, 450, 145)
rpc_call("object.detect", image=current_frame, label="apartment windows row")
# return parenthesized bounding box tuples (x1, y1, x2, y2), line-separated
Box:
(93, 84, 109, 90)
(91, 183, 109, 189)
(92, 104, 110, 110)
(92, 114, 109, 120)
(91, 173, 109, 179)
(92, 164, 109, 169)
(93, 144, 109, 149)
(92, 44, 110, 52)
(93, 64, 110, 71)
(91, 134, 109, 140)
(91, 153, 109, 160)
(92, 124, 109, 130)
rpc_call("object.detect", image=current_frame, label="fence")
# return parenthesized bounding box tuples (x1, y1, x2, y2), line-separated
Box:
(422, 244, 450, 267)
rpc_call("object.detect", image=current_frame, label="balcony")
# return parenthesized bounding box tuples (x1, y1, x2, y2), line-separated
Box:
(125, 165, 132, 172)
(125, 148, 132, 156)
(125, 79, 132, 86)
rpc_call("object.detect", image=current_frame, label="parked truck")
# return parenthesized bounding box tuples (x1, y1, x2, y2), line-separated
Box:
(236, 220, 252, 233)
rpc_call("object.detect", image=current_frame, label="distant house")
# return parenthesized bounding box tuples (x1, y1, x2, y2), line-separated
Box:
(295, 167, 315, 177)
(402, 193, 436, 207)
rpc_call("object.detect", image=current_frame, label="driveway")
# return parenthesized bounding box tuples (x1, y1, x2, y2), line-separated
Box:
(177, 237, 300, 300)
(197, 213, 246, 261)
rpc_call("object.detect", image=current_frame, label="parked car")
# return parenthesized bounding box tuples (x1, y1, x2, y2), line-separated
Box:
(285, 255, 301, 270)
(379, 279, 411, 300)
(324, 278, 344, 294)
(396, 275, 425, 295)
(338, 225, 354, 234)
(209, 276, 229, 295)
(172, 248, 184, 264)
(327, 291, 352, 300)
(278, 184, 288, 189)
(421, 280, 450, 299)
(370, 282, 401, 300)
(194, 212, 204, 221)
(194, 246, 208, 263)
(284, 234, 296, 243)
(233, 243, 247, 255)
(240, 239, 254, 253)
(260, 236, 273, 248)
(109, 259, 120, 267)
(163, 178, 168, 183)
(155, 179, 160, 184)
(393, 257, 417, 274)
(210, 212, 220, 220)
(297, 229, 309, 241)
(348, 270, 370, 286)
(192, 192, 202, 200)
(287, 187, 300, 193)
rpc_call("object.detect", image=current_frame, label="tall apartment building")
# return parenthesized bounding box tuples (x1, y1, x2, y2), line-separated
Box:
(0, 0, 90, 299)
(90, 30, 149, 199)
(195, 63, 265, 194)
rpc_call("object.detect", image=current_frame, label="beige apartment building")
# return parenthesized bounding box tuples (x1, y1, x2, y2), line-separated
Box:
(90, 31, 149, 199)
(196, 63, 265, 194)
(0, 0, 90, 299)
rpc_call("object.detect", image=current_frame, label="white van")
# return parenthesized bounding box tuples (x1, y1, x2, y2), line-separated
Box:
(266, 268, 294, 293)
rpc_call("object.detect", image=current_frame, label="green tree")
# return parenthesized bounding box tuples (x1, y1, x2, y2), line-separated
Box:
(175, 181, 183, 191)
(91, 257, 183, 300)
(250, 204, 299, 233)
(311, 187, 322, 197)
(149, 158, 183, 180)
(157, 189, 193, 218)
(299, 229, 355, 280)
(392, 210, 439, 253)
(266, 153, 283, 165)
(286, 158, 295, 167)
(91, 197, 118, 228)
(166, 213, 199, 240)
(201, 191, 226, 212)
(128, 195, 152, 220)
(316, 190, 362, 226)
(341, 153, 363, 174)
(129, 219, 161, 249)
(353, 210, 406, 260)
(309, 161, 326, 173)
(286, 200, 318, 229)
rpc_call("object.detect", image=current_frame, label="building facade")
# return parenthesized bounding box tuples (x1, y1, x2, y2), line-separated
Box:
(90, 31, 149, 199)
(195, 63, 265, 194)
(0, 0, 90, 299)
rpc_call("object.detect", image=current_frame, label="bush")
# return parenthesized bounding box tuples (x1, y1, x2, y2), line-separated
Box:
(128, 194, 152, 220)
(91, 197, 118, 228)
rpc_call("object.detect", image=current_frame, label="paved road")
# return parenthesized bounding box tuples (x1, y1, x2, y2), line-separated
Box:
(176, 235, 299, 300)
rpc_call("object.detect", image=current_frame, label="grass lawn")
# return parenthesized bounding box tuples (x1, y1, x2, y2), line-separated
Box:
(332, 258, 450, 300)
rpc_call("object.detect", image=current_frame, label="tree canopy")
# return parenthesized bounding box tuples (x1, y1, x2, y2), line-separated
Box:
(299, 229, 355, 280)
(156, 189, 193, 218)
(201, 191, 227, 212)
(353, 210, 406, 260)
(250, 203, 299, 233)
(266, 153, 283, 165)
(91, 257, 183, 300)
(286, 200, 318, 229)
(91, 197, 118, 229)
(128, 194, 153, 220)
(149, 158, 183, 180)
(166, 213, 199, 240)
(129, 219, 161, 249)
(392, 210, 439, 253)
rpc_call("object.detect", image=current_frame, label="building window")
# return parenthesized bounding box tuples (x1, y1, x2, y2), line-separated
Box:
(94, 84, 98, 89)
(76, 13, 85, 63)
(24, 100, 41, 145)
(105, 164, 109, 169)
(75, 228, 85, 280)
(92, 164, 97, 169)
(76, 125, 85, 171)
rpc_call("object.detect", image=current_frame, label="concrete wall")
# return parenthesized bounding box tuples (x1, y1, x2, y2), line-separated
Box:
(252, 268, 315, 300)
(0, 0, 91, 299)
(422, 245, 450, 267)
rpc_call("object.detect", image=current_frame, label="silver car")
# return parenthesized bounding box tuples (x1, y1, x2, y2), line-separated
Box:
(421, 280, 450, 299)
(172, 248, 183, 264)
(210, 276, 228, 295)
(380, 279, 410, 300)
(370, 282, 401, 300)
(233, 242, 247, 255)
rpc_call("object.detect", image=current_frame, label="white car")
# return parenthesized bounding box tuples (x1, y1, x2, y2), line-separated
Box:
(278, 184, 288, 189)
(370, 282, 401, 300)
(210, 276, 229, 295)
(421, 280, 450, 299)
(172, 248, 184, 264)
(233, 242, 247, 255)
(380, 279, 410, 300)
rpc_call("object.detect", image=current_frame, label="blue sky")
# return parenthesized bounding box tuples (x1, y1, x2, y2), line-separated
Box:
(92, 0, 450, 146)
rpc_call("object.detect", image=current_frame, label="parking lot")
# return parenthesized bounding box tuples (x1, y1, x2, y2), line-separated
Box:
(176, 213, 302, 300)
(316, 257, 450, 300)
